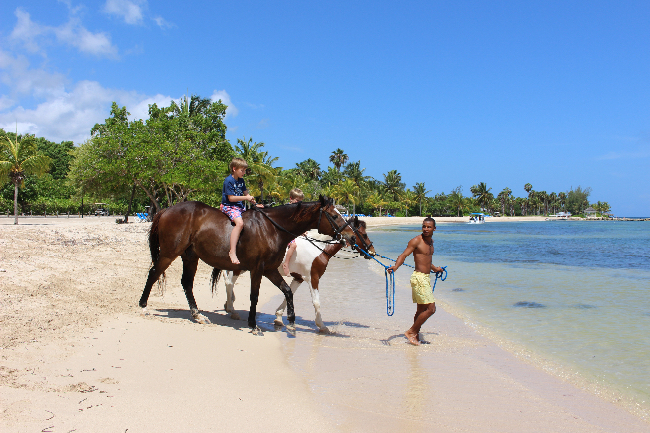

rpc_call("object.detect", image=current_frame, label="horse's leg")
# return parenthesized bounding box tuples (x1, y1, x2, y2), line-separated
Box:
(181, 250, 209, 324)
(248, 269, 264, 330)
(223, 271, 241, 320)
(139, 256, 175, 314)
(275, 275, 302, 326)
(308, 274, 328, 333)
(264, 269, 296, 328)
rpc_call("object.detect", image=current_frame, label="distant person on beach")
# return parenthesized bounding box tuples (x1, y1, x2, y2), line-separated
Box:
(282, 188, 305, 276)
(387, 217, 444, 345)
(221, 157, 262, 264)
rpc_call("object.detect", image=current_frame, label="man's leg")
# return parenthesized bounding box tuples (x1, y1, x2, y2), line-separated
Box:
(405, 303, 436, 346)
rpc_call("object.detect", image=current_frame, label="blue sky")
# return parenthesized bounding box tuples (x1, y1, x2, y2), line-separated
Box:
(1, 1, 648, 216)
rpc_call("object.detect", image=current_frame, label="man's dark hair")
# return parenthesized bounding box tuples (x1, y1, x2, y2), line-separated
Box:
(423, 216, 436, 226)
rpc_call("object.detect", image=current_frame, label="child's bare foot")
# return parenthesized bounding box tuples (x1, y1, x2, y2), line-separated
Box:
(229, 251, 240, 264)
(405, 330, 420, 346)
(282, 263, 290, 276)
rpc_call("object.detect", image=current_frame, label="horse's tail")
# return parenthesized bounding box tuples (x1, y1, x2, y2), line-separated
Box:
(148, 208, 166, 265)
(210, 268, 222, 296)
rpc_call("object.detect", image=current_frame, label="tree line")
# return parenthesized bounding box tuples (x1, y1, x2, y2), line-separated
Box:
(1, 95, 611, 224)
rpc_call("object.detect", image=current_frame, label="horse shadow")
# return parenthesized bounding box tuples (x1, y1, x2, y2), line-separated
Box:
(151, 308, 356, 339)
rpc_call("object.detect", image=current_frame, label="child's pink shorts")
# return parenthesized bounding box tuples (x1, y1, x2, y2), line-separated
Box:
(220, 204, 243, 221)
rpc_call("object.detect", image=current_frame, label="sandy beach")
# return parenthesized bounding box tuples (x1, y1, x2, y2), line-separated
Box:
(1, 215, 647, 432)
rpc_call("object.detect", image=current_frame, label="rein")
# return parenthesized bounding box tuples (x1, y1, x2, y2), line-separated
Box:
(251, 205, 371, 254)
(353, 245, 448, 316)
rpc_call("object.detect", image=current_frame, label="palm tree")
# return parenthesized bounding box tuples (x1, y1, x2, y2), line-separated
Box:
(0, 131, 51, 224)
(558, 192, 567, 212)
(383, 170, 404, 201)
(538, 190, 548, 215)
(471, 182, 493, 213)
(235, 137, 278, 203)
(549, 192, 558, 214)
(448, 190, 468, 217)
(329, 148, 348, 172)
(524, 183, 533, 216)
(333, 179, 360, 215)
(497, 187, 512, 216)
(402, 189, 416, 217)
(366, 192, 388, 216)
(413, 182, 431, 216)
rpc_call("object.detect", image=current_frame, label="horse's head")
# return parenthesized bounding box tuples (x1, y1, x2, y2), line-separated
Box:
(316, 196, 374, 257)
(348, 215, 375, 259)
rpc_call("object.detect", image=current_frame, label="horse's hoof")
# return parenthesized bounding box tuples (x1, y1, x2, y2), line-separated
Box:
(250, 326, 263, 336)
(230, 311, 241, 320)
(192, 313, 211, 324)
(318, 327, 331, 334)
(141, 307, 149, 316)
(273, 317, 284, 327)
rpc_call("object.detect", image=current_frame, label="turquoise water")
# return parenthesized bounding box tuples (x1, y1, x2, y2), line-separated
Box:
(262, 220, 650, 426)
(371, 221, 650, 411)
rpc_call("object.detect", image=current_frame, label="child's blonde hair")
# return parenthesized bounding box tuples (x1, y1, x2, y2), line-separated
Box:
(289, 188, 304, 201)
(229, 157, 248, 172)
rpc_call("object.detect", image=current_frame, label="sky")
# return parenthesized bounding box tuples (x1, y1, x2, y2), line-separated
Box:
(1, 0, 648, 216)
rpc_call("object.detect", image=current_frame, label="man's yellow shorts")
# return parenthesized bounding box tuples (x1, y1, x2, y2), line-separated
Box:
(410, 271, 435, 304)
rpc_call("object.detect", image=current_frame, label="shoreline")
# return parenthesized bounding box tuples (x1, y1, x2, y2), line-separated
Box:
(1, 217, 648, 431)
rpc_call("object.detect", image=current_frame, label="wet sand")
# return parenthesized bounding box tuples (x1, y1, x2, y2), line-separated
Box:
(0, 216, 647, 432)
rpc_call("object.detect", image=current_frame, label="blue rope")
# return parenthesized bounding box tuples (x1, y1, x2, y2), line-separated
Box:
(355, 244, 447, 316)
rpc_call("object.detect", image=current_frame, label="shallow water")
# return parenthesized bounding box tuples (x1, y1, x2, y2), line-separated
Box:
(259, 221, 650, 426)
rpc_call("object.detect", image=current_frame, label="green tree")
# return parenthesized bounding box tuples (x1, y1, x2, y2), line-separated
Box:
(448, 186, 468, 217)
(333, 179, 360, 215)
(413, 182, 430, 216)
(295, 158, 321, 181)
(497, 187, 512, 216)
(235, 137, 278, 203)
(0, 131, 52, 224)
(383, 170, 404, 201)
(470, 182, 492, 213)
(566, 186, 591, 215)
(329, 148, 348, 172)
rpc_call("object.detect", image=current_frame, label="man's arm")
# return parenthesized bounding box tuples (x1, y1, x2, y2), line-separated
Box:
(387, 237, 419, 273)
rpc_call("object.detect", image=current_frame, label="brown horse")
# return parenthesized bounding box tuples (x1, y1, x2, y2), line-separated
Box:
(138, 196, 366, 329)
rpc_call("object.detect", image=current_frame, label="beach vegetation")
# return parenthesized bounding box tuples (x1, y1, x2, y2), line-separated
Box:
(0, 101, 613, 221)
(0, 130, 52, 224)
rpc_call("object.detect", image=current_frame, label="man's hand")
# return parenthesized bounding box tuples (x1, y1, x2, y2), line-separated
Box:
(387, 265, 397, 274)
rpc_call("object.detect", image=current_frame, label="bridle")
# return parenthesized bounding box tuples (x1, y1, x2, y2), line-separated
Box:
(317, 206, 374, 254)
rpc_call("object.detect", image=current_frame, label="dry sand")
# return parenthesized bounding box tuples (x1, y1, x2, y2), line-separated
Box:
(0, 215, 647, 432)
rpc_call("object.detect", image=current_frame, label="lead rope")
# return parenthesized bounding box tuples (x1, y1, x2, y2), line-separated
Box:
(354, 244, 447, 316)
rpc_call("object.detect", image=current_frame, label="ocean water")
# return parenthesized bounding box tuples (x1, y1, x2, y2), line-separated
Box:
(261, 220, 650, 427)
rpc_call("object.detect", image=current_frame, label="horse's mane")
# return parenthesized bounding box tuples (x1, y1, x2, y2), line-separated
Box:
(261, 200, 322, 222)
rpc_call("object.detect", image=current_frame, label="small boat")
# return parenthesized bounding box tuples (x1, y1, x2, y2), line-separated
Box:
(546, 212, 571, 221)
(468, 213, 486, 224)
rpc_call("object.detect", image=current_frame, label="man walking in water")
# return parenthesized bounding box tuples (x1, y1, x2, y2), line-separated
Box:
(387, 217, 444, 346)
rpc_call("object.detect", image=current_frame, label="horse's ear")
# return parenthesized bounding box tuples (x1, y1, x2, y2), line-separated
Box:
(319, 195, 326, 206)
(354, 215, 359, 225)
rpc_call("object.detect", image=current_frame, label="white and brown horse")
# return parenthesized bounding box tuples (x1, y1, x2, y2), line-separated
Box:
(218, 217, 375, 332)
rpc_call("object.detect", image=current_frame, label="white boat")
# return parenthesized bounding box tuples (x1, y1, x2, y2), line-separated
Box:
(546, 212, 571, 221)
(468, 213, 485, 224)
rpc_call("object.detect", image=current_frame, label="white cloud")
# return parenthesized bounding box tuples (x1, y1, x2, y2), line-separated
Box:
(211, 89, 238, 118)
(152, 16, 175, 29)
(0, 79, 176, 144)
(103, 0, 146, 25)
(10, 8, 46, 54)
(9, 8, 119, 59)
